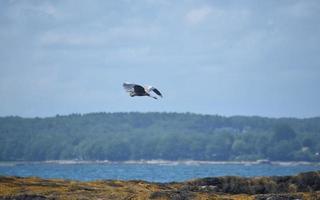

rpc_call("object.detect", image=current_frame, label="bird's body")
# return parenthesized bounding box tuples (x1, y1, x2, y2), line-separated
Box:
(123, 83, 163, 99)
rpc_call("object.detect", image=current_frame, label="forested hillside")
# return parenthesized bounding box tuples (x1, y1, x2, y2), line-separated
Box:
(0, 112, 320, 161)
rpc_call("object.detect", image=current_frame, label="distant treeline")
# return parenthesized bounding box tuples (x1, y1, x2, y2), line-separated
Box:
(0, 112, 320, 162)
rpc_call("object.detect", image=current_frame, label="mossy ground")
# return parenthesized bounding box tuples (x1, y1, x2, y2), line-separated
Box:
(1, 173, 320, 200)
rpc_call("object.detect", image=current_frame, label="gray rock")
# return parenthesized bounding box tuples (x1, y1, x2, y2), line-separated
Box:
(255, 194, 302, 200)
(0, 195, 51, 200)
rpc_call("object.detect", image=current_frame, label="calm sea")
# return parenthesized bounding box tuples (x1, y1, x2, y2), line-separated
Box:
(0, 161, 319, 183)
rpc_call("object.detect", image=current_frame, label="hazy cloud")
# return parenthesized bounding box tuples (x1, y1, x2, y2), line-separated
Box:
(0, 0, 320, 117)
(185, 6, 212, 25)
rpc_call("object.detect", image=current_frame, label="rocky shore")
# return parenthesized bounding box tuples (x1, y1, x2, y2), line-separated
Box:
(1, 171, 319, 200)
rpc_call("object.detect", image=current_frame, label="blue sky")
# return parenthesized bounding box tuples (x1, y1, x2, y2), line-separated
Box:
(0, 0, 320, 118)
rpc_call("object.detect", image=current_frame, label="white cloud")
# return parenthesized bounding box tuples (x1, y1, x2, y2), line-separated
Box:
(6, 1, 59, 19)
(40, 32, 104, 46)
(185, 6, 212, 25)
(285, 1, 319, 18)
(39, 25, 160, 47)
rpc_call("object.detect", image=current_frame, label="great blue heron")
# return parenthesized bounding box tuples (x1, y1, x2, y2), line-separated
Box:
(123, 83, 163, 99)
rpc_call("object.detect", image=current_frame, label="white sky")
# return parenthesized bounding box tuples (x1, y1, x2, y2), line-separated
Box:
(0, 0, 320, 118)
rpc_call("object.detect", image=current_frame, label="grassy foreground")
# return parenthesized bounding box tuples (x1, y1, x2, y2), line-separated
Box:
(1, 171, 320, 200)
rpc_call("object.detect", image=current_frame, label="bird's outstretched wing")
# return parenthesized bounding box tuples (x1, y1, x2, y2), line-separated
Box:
(146, 86, 163, 97)
(123, 83, 136, 92)
(152, 88, 162, 97)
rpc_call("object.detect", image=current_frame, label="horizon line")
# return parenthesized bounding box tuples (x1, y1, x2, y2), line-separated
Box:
(1, 111, 319, 120)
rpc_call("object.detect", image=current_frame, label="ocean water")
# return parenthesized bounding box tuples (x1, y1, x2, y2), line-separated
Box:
(0, 161, 319, 183)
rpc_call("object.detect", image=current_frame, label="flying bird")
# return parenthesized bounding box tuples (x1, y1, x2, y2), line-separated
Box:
(123, 83, 163, 99)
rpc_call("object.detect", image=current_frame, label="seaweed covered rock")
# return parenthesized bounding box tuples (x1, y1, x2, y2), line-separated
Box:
(149, 190, 195, 200)
(187, 171, 320, 194)
(293, 171, 320, 192)
(254, 193, 303, 200)
(0, 194, 50, 200)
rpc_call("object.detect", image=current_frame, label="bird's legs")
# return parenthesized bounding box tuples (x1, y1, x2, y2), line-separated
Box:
(130, 92, 135, 97)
